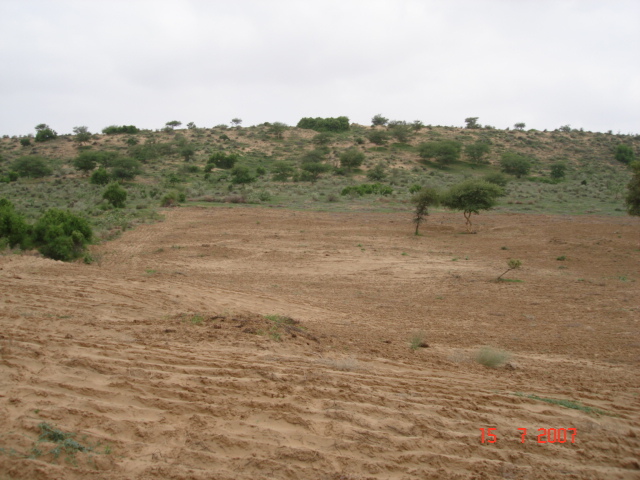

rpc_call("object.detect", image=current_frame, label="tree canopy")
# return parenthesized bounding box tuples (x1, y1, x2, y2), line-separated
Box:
(441, 179, 504, 231)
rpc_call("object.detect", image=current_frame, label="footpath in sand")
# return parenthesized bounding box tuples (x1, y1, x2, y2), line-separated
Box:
(1, 207, 639, 479)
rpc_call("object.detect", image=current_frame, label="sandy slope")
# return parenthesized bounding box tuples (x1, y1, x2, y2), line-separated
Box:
(1, 207, 639, 479)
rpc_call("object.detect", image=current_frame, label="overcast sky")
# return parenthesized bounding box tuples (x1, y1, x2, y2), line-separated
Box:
(1, 0, 638, 137)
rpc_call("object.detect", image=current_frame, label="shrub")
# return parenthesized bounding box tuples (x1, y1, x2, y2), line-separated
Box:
(90, 168, 111, 185)
(208, 152, 238, 169)
(129, 142, 173, 162)
(625, 161, 640, 216)
(366, 162, 387, 181)
(339, 148, 365, 171)
(161, 191, 182, 207)
(32, 209, 92, 261)
(230, 165, 255, 186)
(499, 152, 532, 178)
(418, 140, 462, 165)
(72, 151, 99, 174)
(371, 114, 388, 127)
(11, 155, 53, 178)
(272, 161, 295, 181)
(409, 184, 422, 194)
(475, 347, 510, 368)
(102, 125, 139, 135)
(550, 162, 567, 180)
(483, 172, 509, 187)
(465, 141, 491, 164)
(103, 183, 127, 208)
(34, 125, 57, 142)
(341, 183, 393, 196)
(615, 144, 635, 165)
(0, 199, 30, 249)
(110, 157, 142, 181)
(296, 116, 350, 132)
(367, 130, 389, 145)
(20, 138, 31, 147)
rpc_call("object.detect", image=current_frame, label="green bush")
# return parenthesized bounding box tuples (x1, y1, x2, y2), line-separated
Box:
(32, 209, 92, 261)
(366, 162, 387, 181)
(20, 137, 31, 147)
(339, 148, 365, 171)
(11, 155, 53, 178)
(90, 168, 111, 185)
(419, 140, 462, 165)
(102, 125, 139, 135)
(34, 127, 57, 142)
(296, 116, 350, 132)
(615, 144, 635, 165)
(103, 183, 127, 208)
(110, 157, 142, 181)
(483, 172, 509, 187)
(500, 152, 532, 178)
(550, 162, 567, 180)
(367, 130, 389, 145)
(208, 152, 238, 169)
(341, 183, 393, 196)
(0, 199, 30, 249)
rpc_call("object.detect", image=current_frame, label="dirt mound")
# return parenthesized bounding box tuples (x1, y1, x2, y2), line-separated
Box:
(1, 207, 639, 479)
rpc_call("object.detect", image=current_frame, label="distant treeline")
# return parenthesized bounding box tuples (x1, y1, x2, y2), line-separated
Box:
(296, 116, 350, 133)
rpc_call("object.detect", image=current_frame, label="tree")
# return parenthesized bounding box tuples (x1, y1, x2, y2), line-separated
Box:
(20, 138, 31, 147)
(90, 168, 110, 185)
(73, 151, 98, 174)
(272, 161, 295, 181)
(230, 165, 255, 186)
(34, 124, 57, 142)
(73, 126, 91, 144)
(339, 148, 365, 171)
(366, 162, 386, 181)
(371, 114, 388, 127)
(0, 199, 30, 249)
(103, 183, 127, 208)
(231, 118, 242, 127)
(269, 122, 288, 139)
(312, 132, 333, 147)
(465, 117, 480, 129)
(165, 120, 182, 130)
(388, 122, 412, 143)
(625, 161, 640, 216)
(367, 130, 389, 145)
(296, 116, 349, 132)
(208, 152, 238, 169)
(465, 141, 491, 164)
(301, 160, 330, 182)
(483, 172, 509, 187)
(33, 209, 93, 261)
(615, 144, 636, 165)
(418, 140, 462, 165)
(102, 125, 139, 135)
(499, 152, 532, 178)
(550, 162, 567, 180)
(179, 145, 196, 162)
(11, 155, 52, 178)
(411, 120, 424, 131)
(186, 122, 197, 130)
(412, 187, 439, 235)
(110, 157, 142, 181)
(514, 122, 526, 130)
(441, 179, 504, 232)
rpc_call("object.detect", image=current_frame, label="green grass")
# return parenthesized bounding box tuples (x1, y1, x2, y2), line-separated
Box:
(514, 393, 613, 416)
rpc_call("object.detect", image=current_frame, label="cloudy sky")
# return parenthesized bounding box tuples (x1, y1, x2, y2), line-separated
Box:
(1, 0, 638, 136)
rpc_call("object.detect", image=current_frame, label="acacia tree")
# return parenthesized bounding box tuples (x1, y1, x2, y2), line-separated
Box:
(371, 114, 388, 127)
(465, 117, 480, 129)
(419, 140, 462, 165)
(441, 179, 504, 232)
(412, 187, 439, 235)
(465, 141, 490, 164)
(73, 126, 91, 145)
(514, 122, 526, 130)
(500, 152, 532, 178)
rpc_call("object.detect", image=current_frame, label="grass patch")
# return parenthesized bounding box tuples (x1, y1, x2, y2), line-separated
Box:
(514, 393, 613, 416)
(409, 331, 428, 351)
(475, 346, 510, 368)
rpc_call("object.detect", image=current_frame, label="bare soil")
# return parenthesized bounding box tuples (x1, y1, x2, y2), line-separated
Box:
(1, 207, 639, 479)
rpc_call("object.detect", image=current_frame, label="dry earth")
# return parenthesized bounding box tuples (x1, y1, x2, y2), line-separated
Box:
(1, 207, 639, 480)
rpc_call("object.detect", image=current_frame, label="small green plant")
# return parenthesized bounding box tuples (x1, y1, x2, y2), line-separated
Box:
(409, 331, 428, 351)
(475, 347, 509, 368)
(497, 259, 522, 281)
(513, 393, 612, 416)
(190, 314, 204, 325)
(556, 255, 566, 261)
(36, 422, 92, 462)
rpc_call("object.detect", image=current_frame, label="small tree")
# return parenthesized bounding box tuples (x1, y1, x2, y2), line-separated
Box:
(499, 152, 532, 178)
(179, 145, 196, 162)
(231, 118, 242, 127)
(32, 209, 93, 261)
(90, 168, 110, 185)
(73, 126, 91, 145)
(269, 122, 288, 139)
(272, 161, 295, 181)
(20, 138, 31, 147)
(371, 114, 388, 127)
(186, 122, 197, 130)
(411, 120, 424, 131)
(514, 122, 526, 130)
(11, 155, 53, 178)
(110, 157, 142, 182)
(339, 148, 365, 171)
(73, 151, 98, 174)
(366, 162, 386, 181)
(412, 187, 439, 235)
(388, 123, 412, 143)
(441, 179, 504, 232)
(0, 199, 30, 249)
(465, 117, 481, 129)
(465, 141, 490, 164)
(103, 183, 127, 208)
(625, 161, 640, 216)
(615, 144, 635, 165)
(419, 140, 462, 165)
(367, 130, 389, 145)
(497, 259, 522, 281)
(34, 124, 57, 142)
(165, 120, 182, 130)
(230, 166, 255, 186)
(550, 162, 567, 180)
(208, 152, 238, 169)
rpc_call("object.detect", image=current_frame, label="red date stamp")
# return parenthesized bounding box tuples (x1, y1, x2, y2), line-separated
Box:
(480, 427, 577, 444)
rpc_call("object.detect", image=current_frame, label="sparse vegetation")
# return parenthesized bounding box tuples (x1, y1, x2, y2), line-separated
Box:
(497, 259, 522, 281)
(475, 347, 509, 368)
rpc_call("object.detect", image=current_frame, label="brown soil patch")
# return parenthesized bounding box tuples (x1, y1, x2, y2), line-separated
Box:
(1, 207, 639, 479)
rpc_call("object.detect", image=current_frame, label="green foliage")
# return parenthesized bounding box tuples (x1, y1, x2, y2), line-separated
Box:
(0, 199, 30, 249)
(110, 157, 142, 181)
(34, 124, 57, 142)
(300, 150, 330, 182)
(33, 209, 93, 261)
(271, 161, 295, 181)
(160, 191, 183, 207)
(371, 114, 388, 127)
(465, 117, 481, 129)
(129, 142, 173, 162)
(179, 144, 196, 161)
(411, 187, 440, 235)
(550, 162, 567, 180)
(268, 122, 288, 139)
(102, 125, 139, 135)
(11, 155, 53, 178)
(103, 183, 127, 208)
(165, 120, 182, 129)
(339, 148, 365, 171)
(72, 151, 99, 173)
(475, 347, 509, 368)
(90, 168, 111, 185)
(311, 132, 334, 147)
(20, 137, 31, 147)
(625, 161, 640, 216)
(500, 152, 532, 178)
(72, 126, 91, 144)
(341, 183, 393, 196)
(408, 184, 422, 194)
(296, 116, 350, 132)
(208, 152, 238, 169)
(615, 144, 635, 164)
(231, 118, 242, 127)
(411, 120, 424, 131)
(409, 331, 428, 351)
(465, 141, 491, 164)
(366, 162, 387, 181)
(441, 179, 504, 231)
(418, 140, 462, 165)
(230, 165, 255, 185)
(483, 172, 509, 187)
(498, 258, 522, 280)
(387, 122, 412, 143)
(367, 130, 389, 145)
(514, 122, 526, 130)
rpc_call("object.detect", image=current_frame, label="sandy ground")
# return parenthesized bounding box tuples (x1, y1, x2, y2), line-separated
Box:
(1, 206, 639, 480)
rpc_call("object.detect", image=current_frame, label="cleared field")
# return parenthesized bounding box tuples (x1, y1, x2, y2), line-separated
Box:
(1, 207, 639, 479)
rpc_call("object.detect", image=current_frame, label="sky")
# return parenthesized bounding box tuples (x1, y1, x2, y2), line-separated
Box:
(1, 0, 638, 137)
